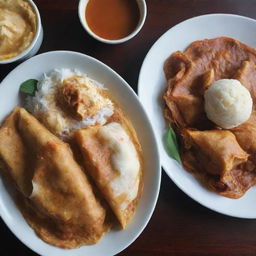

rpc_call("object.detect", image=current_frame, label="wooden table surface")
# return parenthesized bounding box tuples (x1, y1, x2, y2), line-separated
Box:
(1, 0, 256, 255)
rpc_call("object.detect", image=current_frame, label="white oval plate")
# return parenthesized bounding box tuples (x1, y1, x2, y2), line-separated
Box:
(138, 13, 256, 219)
(0, 51, 161, 256)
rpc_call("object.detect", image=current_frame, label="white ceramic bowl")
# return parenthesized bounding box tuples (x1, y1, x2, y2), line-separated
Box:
(78, 0, 147, 44)
(0, 0, 43, 64)
(0, 51, 161, 256)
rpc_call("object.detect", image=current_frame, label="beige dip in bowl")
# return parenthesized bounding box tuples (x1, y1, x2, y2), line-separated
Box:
(0, 0, 37, 61)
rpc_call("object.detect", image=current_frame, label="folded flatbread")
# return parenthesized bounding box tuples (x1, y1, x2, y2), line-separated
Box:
(0, 107, 109, 248)
(75, 110, 143, 228)
(0, 108, 31, 196)
(182, 129, 253, 198)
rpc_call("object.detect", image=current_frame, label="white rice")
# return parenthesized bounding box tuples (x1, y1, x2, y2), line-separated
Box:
(26, 69, 114, 138)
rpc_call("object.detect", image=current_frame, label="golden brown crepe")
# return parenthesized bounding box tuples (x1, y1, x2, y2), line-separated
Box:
(163, 37, 256, 198)
(182, 129, 252, 198)
(75, 109, 143, 229)
(0, 107, 31, 196)
(0, 107, 109, 248)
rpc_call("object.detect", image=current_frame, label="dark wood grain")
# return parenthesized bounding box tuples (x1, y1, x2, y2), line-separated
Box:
(1, 0, 256, 255)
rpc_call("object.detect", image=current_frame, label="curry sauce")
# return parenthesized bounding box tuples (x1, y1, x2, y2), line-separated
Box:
(85, 0, 140, 40)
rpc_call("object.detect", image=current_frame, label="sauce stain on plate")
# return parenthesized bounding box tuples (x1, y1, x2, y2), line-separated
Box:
(86, 0, 140, 40)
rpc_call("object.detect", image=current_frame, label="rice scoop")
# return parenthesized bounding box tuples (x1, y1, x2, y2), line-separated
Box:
(204, 79, 253, 129)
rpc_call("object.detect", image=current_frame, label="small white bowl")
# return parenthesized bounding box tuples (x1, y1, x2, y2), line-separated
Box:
(78, 0, 147, 44)
(0, 0, 43, 64)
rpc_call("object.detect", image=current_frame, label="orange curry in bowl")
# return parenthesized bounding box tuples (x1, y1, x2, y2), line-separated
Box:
(85, 0, 140, 40)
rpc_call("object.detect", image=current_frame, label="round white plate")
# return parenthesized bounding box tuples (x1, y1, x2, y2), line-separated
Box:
(0, 51, 161, 256)
(138, 13, 256, 219)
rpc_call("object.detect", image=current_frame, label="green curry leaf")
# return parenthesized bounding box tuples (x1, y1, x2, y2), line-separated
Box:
(19, 79, 38, 96)
(164, 126, 181, 164)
